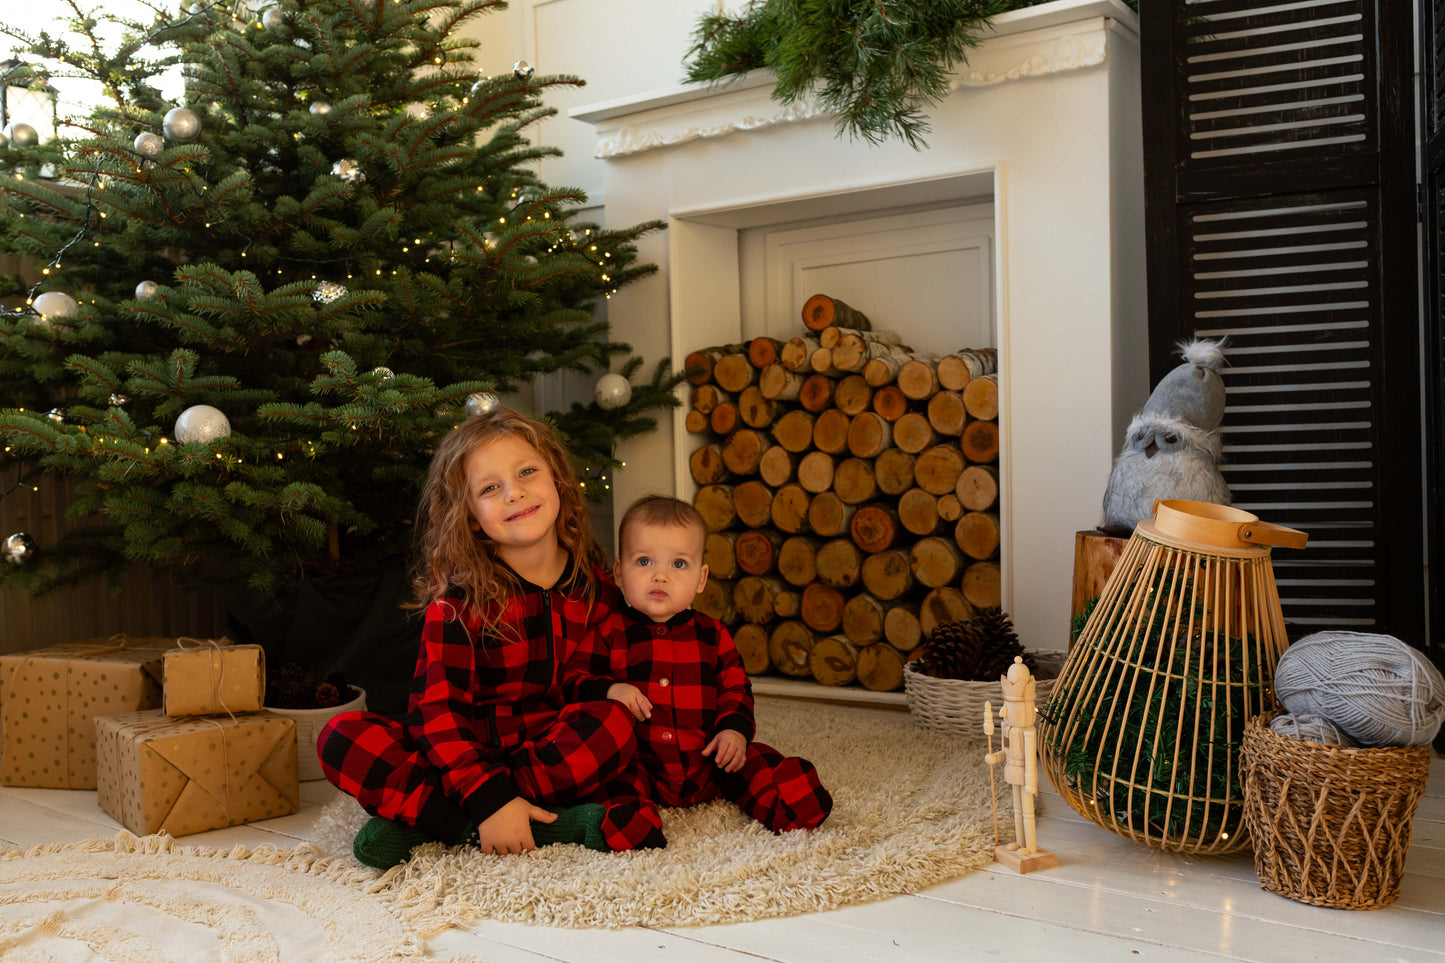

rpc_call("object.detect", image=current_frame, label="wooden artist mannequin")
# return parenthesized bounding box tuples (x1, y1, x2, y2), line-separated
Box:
(984, 656, 1058, 873)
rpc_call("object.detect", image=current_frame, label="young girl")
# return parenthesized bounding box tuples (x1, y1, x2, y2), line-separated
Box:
(317, 406, 654, 868)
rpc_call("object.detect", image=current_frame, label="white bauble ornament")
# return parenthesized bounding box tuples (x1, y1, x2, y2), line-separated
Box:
(594, 373, 632, 410)
(33, 291, 79, 325)
(262, 6, 286, 31)
(174, 404, 232, 444)
(309, 100, 332, 117)
(3, 532, 38, 566)
(464, 392, 499, 417)
(370, 366, 394, 380)
(332, 158, 365, 183)
(135, 279, 160, 300)
(4, 123, 38, 148)
(134, 131, 164, 159)
(163, 107, 202, 142)
(513, 60, 535, 81)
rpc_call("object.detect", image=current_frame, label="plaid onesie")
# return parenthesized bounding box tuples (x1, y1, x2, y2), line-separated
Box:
(566, 604, 833, 846)
(316, 561, 640, 845)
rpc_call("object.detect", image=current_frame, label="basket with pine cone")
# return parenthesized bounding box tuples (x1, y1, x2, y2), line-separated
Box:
(904, 608, 1059, 734)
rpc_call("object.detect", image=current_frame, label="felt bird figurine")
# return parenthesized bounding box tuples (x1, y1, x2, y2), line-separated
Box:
(1099, 338, 1230, 534)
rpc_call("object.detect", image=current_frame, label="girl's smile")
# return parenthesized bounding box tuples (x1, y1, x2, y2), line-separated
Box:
(463, 435, 561, 557)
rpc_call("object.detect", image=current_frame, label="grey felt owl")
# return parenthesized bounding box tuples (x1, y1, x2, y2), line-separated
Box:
(1099, 339, 1230, 533)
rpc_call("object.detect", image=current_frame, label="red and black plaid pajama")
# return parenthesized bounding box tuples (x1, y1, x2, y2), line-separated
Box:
(317, 563, 642, 845)
(566, 606, 833, 848)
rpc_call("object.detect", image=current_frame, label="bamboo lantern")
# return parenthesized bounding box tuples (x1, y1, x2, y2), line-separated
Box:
(1038, 500, 1307, 855)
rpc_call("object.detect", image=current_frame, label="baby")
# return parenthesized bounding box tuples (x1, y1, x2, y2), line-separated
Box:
(568, 494, 832, 844)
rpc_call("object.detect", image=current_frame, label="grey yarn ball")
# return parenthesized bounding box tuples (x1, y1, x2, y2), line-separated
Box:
(1274, 631, 1445, 747)
(1269, 713, 1357, 747)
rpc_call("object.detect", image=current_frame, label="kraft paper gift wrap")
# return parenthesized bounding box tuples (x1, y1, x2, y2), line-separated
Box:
(0, 636, 179, 789)
(95, 708, 299, 838)
(163, 642, 264, 717)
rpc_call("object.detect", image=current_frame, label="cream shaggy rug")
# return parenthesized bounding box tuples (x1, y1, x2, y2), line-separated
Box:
(315, 699, 1007, 931)
(0, 832, 437, 962)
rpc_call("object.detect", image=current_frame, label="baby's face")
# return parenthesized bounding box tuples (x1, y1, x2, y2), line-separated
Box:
(614, 520, 709, 622)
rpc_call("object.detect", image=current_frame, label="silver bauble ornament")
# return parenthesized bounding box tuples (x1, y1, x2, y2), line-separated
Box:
(332, 158, 365, 183)
(370, 366, 395, 380)
(174, 404, 231, 444)
(3, 532, 38, 566)
(135, 279, 160, 300)
(309, 100, 332, 117)
(109, 392, 129, 406)
(33, 291, 79, 324)
(163, 107, 202, 142)
(262, 6, 286, 31)
(465, 392, 500, 417)
(3, 123, 38, 148)
(313, 280, 348, 304)
(134, 131, 164, 159)
(594, 373, 632, 410)
(513, 60, 535, 81)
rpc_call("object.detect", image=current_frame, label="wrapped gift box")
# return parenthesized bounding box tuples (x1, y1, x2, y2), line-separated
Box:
(0, 636, 180, 788)
(95, 708, 299, 838)
(163, 642, 263, 717)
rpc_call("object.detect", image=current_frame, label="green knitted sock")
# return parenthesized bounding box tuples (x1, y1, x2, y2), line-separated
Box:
(352, 816, 436, 870)
(531, 803, 608, 852)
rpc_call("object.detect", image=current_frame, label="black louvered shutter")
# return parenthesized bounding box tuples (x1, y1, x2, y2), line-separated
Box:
(1423, 0, 1445, 664)
(1142, 1, 1424, 643)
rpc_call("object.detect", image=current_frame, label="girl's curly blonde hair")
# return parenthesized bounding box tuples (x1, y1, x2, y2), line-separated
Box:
(412, 406, 605, 632)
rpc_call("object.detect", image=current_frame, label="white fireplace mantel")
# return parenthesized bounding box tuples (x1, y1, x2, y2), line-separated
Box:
(571, 0, 1146, 657)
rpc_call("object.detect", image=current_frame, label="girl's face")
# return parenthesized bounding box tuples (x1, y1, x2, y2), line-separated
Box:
(462, 434, 561, 555)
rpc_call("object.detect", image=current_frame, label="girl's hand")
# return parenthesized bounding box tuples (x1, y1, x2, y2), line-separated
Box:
(702, 730, 748, 773)
(608, 682, 652, 721)
(478, 796, 555, 855)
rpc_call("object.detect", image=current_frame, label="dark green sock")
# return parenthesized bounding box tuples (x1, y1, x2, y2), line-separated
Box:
(352, 815, 436, 870)
(531, 803, 608, 852)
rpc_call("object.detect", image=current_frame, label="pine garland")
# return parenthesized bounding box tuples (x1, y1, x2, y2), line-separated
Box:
(683, 0, 1140, 149)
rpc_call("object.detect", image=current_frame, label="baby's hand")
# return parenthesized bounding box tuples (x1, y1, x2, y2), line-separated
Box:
(702, 729, 748, 773)
(477, 796, 552, 855)
(608, 682, 652, 721)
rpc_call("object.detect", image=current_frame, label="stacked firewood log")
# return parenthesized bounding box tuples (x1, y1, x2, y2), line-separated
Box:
(686, 293, 1000, 692)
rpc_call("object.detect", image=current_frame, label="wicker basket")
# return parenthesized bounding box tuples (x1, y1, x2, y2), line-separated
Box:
(1240, 712, 1431, 910)
(903, 653, 1062, 735)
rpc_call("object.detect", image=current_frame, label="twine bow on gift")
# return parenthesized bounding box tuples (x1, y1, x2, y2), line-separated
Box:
(175, 636, 239, 721)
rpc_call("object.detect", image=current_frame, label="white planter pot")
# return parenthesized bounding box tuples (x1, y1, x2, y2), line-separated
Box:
(266, 686, 366, 781)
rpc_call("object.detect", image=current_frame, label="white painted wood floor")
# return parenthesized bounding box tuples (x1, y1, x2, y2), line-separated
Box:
(2, 700, 1441, 962)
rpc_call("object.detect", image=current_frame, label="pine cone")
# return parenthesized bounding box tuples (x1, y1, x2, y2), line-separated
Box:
(918, 619, 981, 680)
(973, 607, 1031, 679)
(314, 681, 341, 707)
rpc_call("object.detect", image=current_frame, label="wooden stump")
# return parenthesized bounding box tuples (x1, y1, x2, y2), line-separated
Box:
(721, 428, 771, 476)
(748, 337, 783, 369)
(857, 643, 905, 692)
(897, 358, 940, 401)
(713, 353, 755, 394)
(689, 444, 729, 486)
(809, 635, 859, 686)
(955, 511, 1001, 560)
(815, 537, 863, 589)
(910, 535, 965, 588)
(738, 385, 780, 429)
(1073, 529, 1127, 638)
(898, 487, 942, 536)
(915, 445, 965, 496)
(778, 535, 821, 587)
(770, 483, 811, 534)
(759, 446, 800, 488)
(732, 480, 774, 529)
(768, 621, 815, 677)
(955, 464, 999, 511)
(733, 575, 785, 624)
(871, 384, 909, 422)
(733, 622, 771, 675)
(860, 549, 914, 600)
(850, 504, 901, 553)
(695, 578, 736, 623)
(893, 412, 938, 453)
(813, 408, 851, 454)
(802, 293, 871, 331)
(846, 411, 893, 459)
(799, 373, 836, 412)
(685, 409, 708, 433)
(937, 493, 964, 523)
(807, 491, 855, 538)
(773, 590, 801, 618)
(709, 402, 740, 436)
(800, 581, 846, 633)
(691, 383, 731, 415)
(936, 354, 976, 392)
(779, 336, 819, 372)
(926, 390, 967, 436)
(772, 409, 817, 452)
(874, 448, 918, 496)
(960, 420, 1000, 463)
(704, 531, 739, 580)
(759, 363, 806, 401)
(694, 485, 737, 532)
(841, 593, 886, 646)
(920, 586, 974, 637)
(962, 560, 1002, 609)
(962, 373, 999, 420)
(797, 451, 837, 493)
(884, 602, 924, 653)
(834, 375, 874, 416)
(735, 529, 784, 576)
(834, 458, 878, 505)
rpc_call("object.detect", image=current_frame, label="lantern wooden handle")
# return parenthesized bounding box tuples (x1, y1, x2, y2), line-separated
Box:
(1238, 521, 1308, 550)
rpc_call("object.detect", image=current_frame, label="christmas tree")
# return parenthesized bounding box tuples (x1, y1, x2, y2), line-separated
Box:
(0, 0, 681, 596)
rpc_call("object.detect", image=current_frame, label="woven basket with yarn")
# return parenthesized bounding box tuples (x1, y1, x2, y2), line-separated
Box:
(1240, 711, 1431, 910)
(903, 653, 1062, 735)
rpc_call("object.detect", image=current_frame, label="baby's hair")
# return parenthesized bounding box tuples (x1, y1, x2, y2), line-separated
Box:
(618, 494, 707, 555)
(412, 406, 605, 628)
